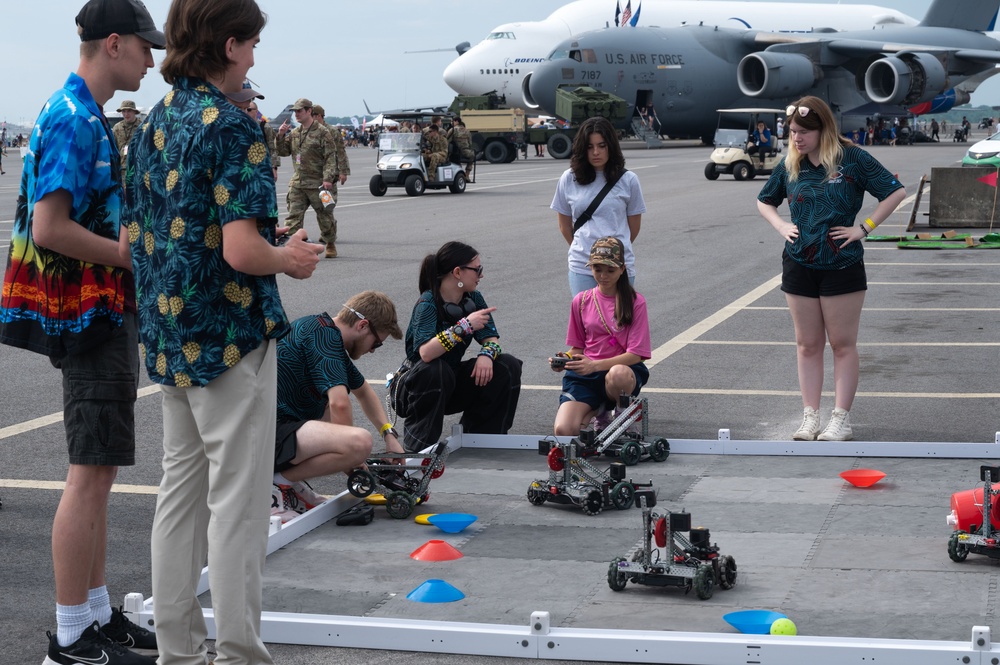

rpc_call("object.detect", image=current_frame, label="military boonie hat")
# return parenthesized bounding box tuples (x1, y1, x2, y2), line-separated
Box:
(117, 99, 137, 112)
(76, 0, 166, 49)
(227, 79, 264, 103)
(587, 236, 625, 269)
(291, 98, 313, 111)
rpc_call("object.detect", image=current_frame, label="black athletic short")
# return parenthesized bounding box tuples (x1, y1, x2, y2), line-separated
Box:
(274, 420, 307, 472)
(780, 251, 867, 298)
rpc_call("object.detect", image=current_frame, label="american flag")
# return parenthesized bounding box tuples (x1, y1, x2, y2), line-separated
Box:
(621, 0, 631, 26)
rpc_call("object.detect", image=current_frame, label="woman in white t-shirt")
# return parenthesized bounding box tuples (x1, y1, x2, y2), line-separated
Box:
(551, 116, 646, 296)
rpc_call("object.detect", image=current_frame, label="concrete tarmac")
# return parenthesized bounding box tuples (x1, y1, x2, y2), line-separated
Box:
(1, 136, 997, 664)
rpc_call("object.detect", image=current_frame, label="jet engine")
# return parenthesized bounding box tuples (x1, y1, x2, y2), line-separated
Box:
(737, 52, 818, 99)
(864, 52, 948, 105)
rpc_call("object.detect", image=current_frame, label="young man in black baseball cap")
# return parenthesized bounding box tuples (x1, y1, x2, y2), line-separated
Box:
(0, 1, 163, 664)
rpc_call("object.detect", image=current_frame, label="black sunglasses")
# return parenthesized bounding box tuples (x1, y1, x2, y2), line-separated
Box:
(460, 265, 484, 277)
(342, 304, 382, 350)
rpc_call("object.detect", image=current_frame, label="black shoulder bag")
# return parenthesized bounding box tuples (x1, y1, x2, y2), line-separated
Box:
(572, 170, 627, 234)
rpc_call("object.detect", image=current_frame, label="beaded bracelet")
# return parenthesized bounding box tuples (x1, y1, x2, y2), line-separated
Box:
(478, 340, 502, 361)
(436, 331, 455, 351)
(456, 317, 473, 336)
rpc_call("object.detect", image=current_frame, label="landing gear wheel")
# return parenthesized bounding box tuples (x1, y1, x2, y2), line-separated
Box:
(449, 171, 467, 194)
(369, 174, 387, 196)
(704, 162, 719, 180)
(608, 557, 628, 591)
(610, 481, 636, 510)
(347, 469, 376, 498)
(948, 531, 970, 562)
(527, 483, 548, 506)
(404, 174, 425, 196)
(649, 438, 670, 462)
(718, 554, 738, 590)
(694, 563, 715, 600)
(583, 489, 604, 516)
(620, 441, 642, 466)
(386, 491, 415, 519)
(547, 132, 573, 159)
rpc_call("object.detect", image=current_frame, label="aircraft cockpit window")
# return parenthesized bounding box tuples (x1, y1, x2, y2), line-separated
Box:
(569, 49, 581, 62)
(581, 49, 597, 64)
(549, 48, 568, 60)
(486, 31, 515, 41)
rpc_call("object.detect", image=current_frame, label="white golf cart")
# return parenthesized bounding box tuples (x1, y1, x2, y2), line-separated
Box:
(369, 128, 470, 197)
(704, 108, 784, 181)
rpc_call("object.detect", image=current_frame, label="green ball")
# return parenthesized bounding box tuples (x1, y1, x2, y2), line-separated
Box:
(770, 618, 797, 636)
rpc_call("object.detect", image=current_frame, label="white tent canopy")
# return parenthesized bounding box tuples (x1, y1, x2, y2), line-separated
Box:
(367, 114, 399, 128)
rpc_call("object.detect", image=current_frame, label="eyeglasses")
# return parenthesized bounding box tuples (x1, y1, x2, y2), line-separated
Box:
(786, 105, 811, 118)
(246, 107, 257, 113)
(460, 265, 484, 277)
(342, 304, 382, 350)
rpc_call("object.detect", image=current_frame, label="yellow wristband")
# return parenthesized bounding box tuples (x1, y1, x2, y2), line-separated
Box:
(380, 423, 393, 436)
(864, 217, 877, 232)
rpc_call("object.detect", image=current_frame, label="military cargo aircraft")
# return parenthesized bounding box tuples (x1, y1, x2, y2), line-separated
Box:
(523, 0, 1000, 143)
(444, 0, 919, 109)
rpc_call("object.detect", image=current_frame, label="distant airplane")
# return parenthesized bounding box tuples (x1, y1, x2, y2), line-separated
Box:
(523, 0, 1000, 143)
(444, 0, 919, 109)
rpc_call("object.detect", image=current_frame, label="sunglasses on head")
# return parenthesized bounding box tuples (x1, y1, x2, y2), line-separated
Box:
(786, 105, 811, 118)
(342, 304, 382, 350)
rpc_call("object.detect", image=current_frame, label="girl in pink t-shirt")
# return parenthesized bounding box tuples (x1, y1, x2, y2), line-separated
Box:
(551, 237, 651, 436)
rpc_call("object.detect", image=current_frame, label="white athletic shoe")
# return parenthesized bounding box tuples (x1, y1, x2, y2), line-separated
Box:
(818, 408, 853, 441)
(791, 406, 821, 441)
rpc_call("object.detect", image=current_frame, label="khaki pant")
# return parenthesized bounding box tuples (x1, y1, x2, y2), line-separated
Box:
(151, 341, 277, 665)
(286, 184, 336, 244)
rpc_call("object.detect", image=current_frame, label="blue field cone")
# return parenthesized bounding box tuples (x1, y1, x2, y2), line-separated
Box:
(407, 579, 465, 603)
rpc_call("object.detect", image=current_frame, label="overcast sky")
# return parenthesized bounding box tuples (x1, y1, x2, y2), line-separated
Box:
(8, 0, 986, 128)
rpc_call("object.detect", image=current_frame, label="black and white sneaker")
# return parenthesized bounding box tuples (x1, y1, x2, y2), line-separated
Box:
(101, 606, 158, 656)
(43, 621, 155, 665)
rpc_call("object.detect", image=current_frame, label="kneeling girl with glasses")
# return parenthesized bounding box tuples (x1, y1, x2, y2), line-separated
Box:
(392, 241, 523, 452)
(552, 237, 651, 436)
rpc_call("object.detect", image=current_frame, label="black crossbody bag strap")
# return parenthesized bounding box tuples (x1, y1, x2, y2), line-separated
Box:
(572, 170, 626, 234)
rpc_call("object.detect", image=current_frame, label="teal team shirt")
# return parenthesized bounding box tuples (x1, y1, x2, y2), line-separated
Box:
(125, 77, 288, 387)
(758, 145, 903, 270)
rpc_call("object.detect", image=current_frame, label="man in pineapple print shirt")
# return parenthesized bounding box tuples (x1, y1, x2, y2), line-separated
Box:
(123, 0, 322, 662)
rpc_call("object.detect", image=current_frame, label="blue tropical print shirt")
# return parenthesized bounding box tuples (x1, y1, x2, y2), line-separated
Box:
(758, 145, 903, 270)
(0, 73, 134, 359)
(125, 77, 288, 387)
(276, 313, 365, 423)
(404, 290, 498, 367)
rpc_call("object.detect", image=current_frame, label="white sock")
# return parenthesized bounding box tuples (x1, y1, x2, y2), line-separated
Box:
(56, 601, 92, 647)
(273, 472, 291, 486)
(87, 585, 112, 627)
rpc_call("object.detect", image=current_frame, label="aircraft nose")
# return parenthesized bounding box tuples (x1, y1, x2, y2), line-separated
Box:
(443, 58, 465, 92)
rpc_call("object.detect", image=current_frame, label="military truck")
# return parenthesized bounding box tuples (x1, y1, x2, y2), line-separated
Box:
(448, 87, 628, 162)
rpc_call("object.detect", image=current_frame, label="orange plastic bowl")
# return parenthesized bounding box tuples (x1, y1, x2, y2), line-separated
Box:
(840, 469, 886, 488)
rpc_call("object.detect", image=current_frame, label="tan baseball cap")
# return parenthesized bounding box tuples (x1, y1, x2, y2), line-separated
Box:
(291, 98, 313, 111)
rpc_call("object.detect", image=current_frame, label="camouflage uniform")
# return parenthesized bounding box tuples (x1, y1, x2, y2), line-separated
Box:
(423, 129, 449, 179)
(311, 105, 350, 232)
(276, 119, 339, 245)
(449, 124, 475, 172)
(112, 117, 140, 183)
(261, 122, 280, 169)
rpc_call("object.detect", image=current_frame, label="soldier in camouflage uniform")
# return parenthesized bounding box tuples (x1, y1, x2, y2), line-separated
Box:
(276, 98, 341, 258)
(310, 105, 350, 237)
(449, 117, 475, 176)
(112, 99, 141, 186)
(422, 124, 449, 180)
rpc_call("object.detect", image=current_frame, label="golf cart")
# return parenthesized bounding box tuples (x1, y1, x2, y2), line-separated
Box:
(704, 108, 784, 181)
(369, 112, 473, 197)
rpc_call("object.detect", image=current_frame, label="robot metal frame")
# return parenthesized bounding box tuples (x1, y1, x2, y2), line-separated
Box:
(346, 440, 449, 519)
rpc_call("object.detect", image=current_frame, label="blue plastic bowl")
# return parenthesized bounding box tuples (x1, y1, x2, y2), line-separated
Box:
(427, 513, 478, 534)
(723, 610, 787, 634)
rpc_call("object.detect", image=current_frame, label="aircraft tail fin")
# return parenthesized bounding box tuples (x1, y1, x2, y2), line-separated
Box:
(919, 0, 1000, 31)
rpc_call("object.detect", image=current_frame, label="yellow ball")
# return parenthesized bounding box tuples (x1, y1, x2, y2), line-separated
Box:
(770, 618, 797, 636)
